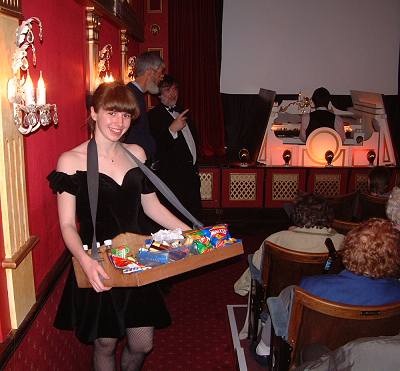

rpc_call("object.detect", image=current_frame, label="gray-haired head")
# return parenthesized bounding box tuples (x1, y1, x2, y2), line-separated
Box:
(386, 186, 400, 225)
(135, 51, 165, 78)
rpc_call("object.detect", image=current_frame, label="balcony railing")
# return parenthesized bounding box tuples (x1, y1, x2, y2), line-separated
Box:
(0, 0, 23, 18)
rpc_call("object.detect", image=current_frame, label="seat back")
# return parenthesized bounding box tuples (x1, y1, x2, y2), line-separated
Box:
(331, 219, 360, 234)
(327, 191, 359, 221)
(262, 241, 334, 297)
(287, 287, 400, 367)
(357, 192, 388, 220)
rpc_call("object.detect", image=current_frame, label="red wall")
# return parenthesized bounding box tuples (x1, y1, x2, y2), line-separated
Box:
(0, 0, 151, 343)
(141, 0, 169, 68)
(21, 0, 88, 289)
(20, 1, 144, 291)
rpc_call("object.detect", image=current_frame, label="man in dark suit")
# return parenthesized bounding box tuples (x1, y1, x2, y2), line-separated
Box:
(125, 52, 165, 164)
(148, 75, 201, 225)
(299, 87, 345, 142)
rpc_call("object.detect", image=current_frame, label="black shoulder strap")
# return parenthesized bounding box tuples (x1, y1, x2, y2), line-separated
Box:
(121, 144, 204, 229)
(87, 138, 100, 259)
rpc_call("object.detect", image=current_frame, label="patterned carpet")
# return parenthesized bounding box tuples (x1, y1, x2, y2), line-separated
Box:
(4, 212, 287, 370)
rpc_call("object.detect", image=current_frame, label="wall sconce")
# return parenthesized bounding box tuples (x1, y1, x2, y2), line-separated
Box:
(367, 150, 376, 166)
(96, 44, 114, 86)
(325, 150, 334, 167)
(127, 56, 136, 81)
(7, 17, 58, 135)
(282, 149, 292, 166)
(238, 148, 250, 167)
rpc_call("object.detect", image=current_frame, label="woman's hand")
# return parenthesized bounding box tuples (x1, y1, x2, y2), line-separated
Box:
(79, 254, 111, 292)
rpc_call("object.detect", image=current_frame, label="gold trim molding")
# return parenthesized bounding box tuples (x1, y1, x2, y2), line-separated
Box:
(86, 7, 101, 93)
(0, 0, 22, 19)
(2, 236, 39, 269)
(120, 29, 129, 83)
(0, 13, 36, 329)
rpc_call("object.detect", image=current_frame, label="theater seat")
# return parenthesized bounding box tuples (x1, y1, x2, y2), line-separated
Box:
(273, 287, 400, 370)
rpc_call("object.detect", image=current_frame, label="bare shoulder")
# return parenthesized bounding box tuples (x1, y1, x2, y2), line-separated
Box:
(57, 141, 88, 174)
(122, 143, 147, 163)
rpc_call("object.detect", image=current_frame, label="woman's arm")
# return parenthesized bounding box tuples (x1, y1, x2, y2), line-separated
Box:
(57, 151, 111, 292)
(141, 192, 190, 230)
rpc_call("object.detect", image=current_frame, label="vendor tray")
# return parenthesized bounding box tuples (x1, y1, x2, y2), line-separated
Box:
(72, 232, 243, 288)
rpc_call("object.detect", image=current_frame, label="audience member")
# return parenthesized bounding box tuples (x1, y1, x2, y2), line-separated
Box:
(234, 193, 344, 297)
(259, 218, 400, 363)
(295, 334, 400, 371)
(368, 166, 391, 196)
(148, 75, 201, 225)
(299, 87, 345, 142)
(386, 186, 400, 227)
(125, 51, 165, 165)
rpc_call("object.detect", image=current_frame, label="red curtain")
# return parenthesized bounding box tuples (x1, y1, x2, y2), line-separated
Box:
(168, 0, 225, 158)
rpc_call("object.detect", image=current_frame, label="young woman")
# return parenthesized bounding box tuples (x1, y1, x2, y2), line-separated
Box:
(48, 81, 190, 371)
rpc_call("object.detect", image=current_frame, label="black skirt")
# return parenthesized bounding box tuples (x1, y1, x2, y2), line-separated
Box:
(54, 267, 171, 344)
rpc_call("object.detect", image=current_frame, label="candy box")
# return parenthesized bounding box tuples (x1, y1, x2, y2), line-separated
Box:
(72, 231, 243, 288)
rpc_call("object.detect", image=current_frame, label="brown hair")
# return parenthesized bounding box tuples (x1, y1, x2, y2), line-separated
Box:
(88, 81, 139, 133)
(291, 193, 334, 228)
(341, 218, 400, 278)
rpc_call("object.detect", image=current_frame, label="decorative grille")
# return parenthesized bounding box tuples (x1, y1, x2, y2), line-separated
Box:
(272, 173, 299, 201)
(200, 172, 213, 200)
(314, 174, 341, 197)
(355, 174, 369, 193)
(229, 173, 257, 201)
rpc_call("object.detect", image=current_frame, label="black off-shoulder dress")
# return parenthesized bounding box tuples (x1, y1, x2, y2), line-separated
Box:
(48, 168, 171, 344)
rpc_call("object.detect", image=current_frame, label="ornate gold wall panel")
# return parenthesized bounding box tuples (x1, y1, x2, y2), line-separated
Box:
(86, 7, 101, 93)
(0, 0, 22, 18)
(120, 29, 129, 83)
(0, 13, 36, 329)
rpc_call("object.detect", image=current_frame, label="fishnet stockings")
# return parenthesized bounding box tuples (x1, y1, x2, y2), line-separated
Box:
(93, 327, 154, 371)
(121, 327, 154, 371)
(93, 337, 118, 371)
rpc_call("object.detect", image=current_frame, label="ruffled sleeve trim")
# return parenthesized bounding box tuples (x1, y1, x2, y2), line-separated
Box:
(47, 170, 79, 195)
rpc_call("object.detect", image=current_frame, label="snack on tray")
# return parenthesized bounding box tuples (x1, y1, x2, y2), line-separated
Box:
(107, 225, 238, 274)
(151, 228, 184, 243)
(108, 254, 145, 274)
(137, 249, 169, 265)
(183, 224, 233, 253)
(111, 245, 130, 258)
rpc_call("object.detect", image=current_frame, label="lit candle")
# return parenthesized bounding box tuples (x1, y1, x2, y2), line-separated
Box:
(24, 71, 35, 106)
(36, 71, 46, 105)
(104, 72, 114, 83)
(7, 78, 17, 103)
